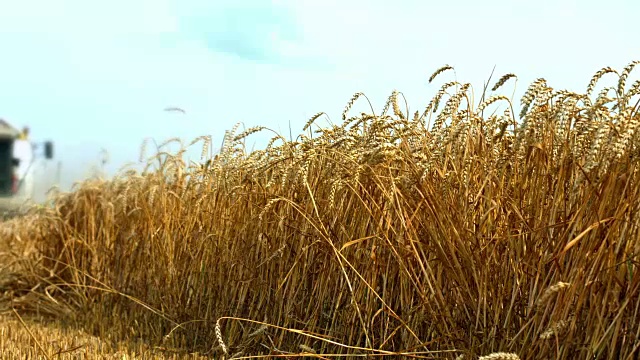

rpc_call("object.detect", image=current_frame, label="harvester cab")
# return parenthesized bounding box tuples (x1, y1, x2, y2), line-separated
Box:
(0, 119, 54, 210)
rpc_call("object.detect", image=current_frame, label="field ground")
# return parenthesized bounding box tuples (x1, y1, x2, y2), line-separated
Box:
(0, 313, 209, 359)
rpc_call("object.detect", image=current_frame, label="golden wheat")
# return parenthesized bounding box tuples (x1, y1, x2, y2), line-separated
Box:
(0, 60, 639, 359)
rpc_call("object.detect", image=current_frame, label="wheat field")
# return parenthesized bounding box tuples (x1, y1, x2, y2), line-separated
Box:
(1, 61, 640, 359)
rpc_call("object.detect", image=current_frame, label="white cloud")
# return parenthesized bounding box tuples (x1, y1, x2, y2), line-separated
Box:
(0, 0, 178, 35)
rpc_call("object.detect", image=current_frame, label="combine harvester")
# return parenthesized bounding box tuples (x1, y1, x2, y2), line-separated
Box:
(0, 119, 53, 217)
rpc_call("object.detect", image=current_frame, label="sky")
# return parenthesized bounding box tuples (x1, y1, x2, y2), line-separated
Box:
(0, 0, 638, 200)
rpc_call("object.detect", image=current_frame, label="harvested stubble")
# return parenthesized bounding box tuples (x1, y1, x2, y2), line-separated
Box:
(0, 312, 209, 359)
(1, 61, 640, 359)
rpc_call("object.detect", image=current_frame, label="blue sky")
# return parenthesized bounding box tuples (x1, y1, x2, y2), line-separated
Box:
(0, 0, 638, 198)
